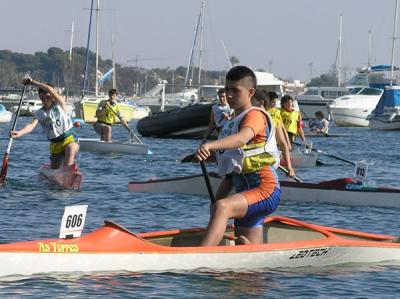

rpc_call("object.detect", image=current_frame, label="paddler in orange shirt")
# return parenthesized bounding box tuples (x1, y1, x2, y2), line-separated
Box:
(196, 66, 281, 246)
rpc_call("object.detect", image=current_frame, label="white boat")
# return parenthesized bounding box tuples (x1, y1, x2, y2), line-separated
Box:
(0, 215, 399, 277)
(368, 86, 400, 130)
(281, 147, 318, 168)
(38, 164, 83, 190)
(128, 173, 400, 209)
(19, 99, 42, 116)
(328, 87, 384, 126)
(0, 104, 12, 123)
(78, 138, 150, 155)
(295, 87, 349, 120)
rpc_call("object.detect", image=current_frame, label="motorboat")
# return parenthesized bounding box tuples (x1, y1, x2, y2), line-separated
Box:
(328, 87, 384, 127)
(296, 87, 349, 120)
(0, 104, 12, 123)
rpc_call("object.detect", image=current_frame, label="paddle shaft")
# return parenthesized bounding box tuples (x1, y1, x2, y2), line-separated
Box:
(0, 85, 27, 184)
(181, 125, 217, 163)
(278, 166, 303, 183)
(293, 141, 355, 166)
(200, 160, 216, 204)
(105, 102, 143, 144)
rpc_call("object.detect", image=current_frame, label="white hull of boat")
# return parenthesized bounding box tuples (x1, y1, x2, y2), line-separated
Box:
(329, 107, 370, 127)
(79, 138, 149, 154)
(1, 245, 399, 277)
(368, 115, 400, 130)
(0, 111, 12, 123)
(128, 174, 400, 208)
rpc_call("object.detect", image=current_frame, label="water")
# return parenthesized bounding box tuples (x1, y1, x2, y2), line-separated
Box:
(0, 118, 399, 298)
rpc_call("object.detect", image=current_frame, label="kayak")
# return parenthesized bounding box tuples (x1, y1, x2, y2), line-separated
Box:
(38, 164, 83, 190)
(78, 138, 150, 155)
(128, 173, 400, 209)
(0, 215, 399, 277)
(304, 132, 349, 137)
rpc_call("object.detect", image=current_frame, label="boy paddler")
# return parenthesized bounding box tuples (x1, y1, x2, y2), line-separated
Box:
(93, 89, 130, 142)
(196, 66, 281, 246)
(280, 95, 306, 144)
(11, 77, 79, 169)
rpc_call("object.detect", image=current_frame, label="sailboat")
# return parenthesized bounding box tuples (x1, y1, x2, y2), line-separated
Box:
(73, 0, 139, 123)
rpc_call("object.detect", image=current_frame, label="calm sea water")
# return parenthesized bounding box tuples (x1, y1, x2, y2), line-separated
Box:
(0, 118, 399, 298)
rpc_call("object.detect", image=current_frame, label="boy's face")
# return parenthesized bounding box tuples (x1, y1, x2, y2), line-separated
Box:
(282, 99, 293, 110)
(218, 92, 227, 105)
(270, 98, 277, 108)
(225, 79, 255, 110)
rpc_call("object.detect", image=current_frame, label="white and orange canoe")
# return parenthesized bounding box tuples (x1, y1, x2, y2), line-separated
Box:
(38, 164, 83, 190)
(0, 216, 399, 277)
(128, 173, 400, 209)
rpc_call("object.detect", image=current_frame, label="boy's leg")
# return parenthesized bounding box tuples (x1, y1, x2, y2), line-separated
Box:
(201, 193, 248, 247)
(64, 142, 79, 166)
(50, 152, 64, 169)
(235, 226, 263, 244)
(101, 126, 112, 142)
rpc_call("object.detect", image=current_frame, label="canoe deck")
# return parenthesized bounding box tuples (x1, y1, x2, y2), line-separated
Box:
(38, 164, 83, 190)
(78, 138, 149, 155)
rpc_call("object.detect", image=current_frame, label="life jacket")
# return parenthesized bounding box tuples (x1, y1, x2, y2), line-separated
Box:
(267, 107, 283, 128)
(216, 107, 280, 176)
(280, 108, 300, 135)
(34, 103, 73, 141)
(97, 100, 121, 125)
(212, 103, 233, 129)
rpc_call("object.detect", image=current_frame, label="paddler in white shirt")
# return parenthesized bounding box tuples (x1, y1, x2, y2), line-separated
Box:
(10, 77, 79, 169)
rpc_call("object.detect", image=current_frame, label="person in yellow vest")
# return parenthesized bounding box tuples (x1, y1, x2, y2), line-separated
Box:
(93, 89, 130, 142)
(252, 90, 296, 177)
(196, 66, 280, 246)
(280, 95, 305, 144)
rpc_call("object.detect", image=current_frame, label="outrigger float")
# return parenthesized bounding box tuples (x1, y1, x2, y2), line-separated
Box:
(128, 173, 400, 209)
(38, 164, 83, 190)
(0, 216, 399, 277)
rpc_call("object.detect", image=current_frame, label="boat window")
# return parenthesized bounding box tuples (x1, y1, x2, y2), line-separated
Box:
(199, 87, 219, 102)
(350, 87, 363, 94)
(359, 88, 383, 96)
(304, 89, 318, 95)
(346, 73, 369, 86)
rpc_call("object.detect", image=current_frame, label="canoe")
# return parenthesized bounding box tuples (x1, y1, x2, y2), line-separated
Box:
(281, 149, 318, 168)
(128, 173, 400, 209)
(78, 138, 150, 155)
(38, 164, 83, 190)
(0, 215, 399, 277)
(304, 132, 349, 137)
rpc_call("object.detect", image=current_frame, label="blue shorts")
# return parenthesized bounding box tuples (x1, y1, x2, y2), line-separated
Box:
(232, 172, 280, 228)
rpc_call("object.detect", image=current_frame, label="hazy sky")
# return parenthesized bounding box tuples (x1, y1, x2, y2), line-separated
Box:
(0, 0, 398, 81)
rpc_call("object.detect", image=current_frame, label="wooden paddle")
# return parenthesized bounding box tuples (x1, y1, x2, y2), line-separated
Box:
(105, 102, 143, 144)
(294, 141, 355, 166)
(278, 166, 303, 183)
(0, 85, 27, 186)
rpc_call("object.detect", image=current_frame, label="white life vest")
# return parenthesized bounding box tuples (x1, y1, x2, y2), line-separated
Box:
(212, 103, 233, 129)
(34, 104, 73, 140)
(216, 107, 281, 176)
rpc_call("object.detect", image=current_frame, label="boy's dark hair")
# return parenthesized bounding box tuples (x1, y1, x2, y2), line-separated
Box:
(268, 91, 278, 101)
(38, 82, 54, 94)
(281, 94, 293, 105)
(253, 89, 268, 102)
(226, 66, 257, 88)
(217, 88, 226, 95)
(108, 88, 118, 95)
(315, 111, 325, 118)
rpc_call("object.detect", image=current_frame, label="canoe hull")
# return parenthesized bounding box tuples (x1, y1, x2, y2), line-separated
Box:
(38, 164, 83, 190)
(128, 174, 400, 208)
(79, 138, 149, 155)
(0, 216, 399, 277)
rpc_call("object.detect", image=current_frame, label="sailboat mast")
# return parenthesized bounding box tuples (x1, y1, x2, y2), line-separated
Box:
(338, 14, 342, 87)
(182, 3, 202, 99)
(69, 21, 74, 63)
(197, 0, 205, 85)
(95, 0, 100, 96)
(221, 40, 233, 68)
(368, 29, 372, 68)
(82, 0, 94, 96)
(390, 0, 399, 86)
(112, 33, 117, 89)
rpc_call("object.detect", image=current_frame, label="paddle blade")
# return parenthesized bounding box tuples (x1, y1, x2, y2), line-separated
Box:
(0, 154, 9, 186)
(180, 153, 195, 163)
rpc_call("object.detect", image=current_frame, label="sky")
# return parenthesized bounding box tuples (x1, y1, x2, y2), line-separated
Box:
(0, 0, 398, 81)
